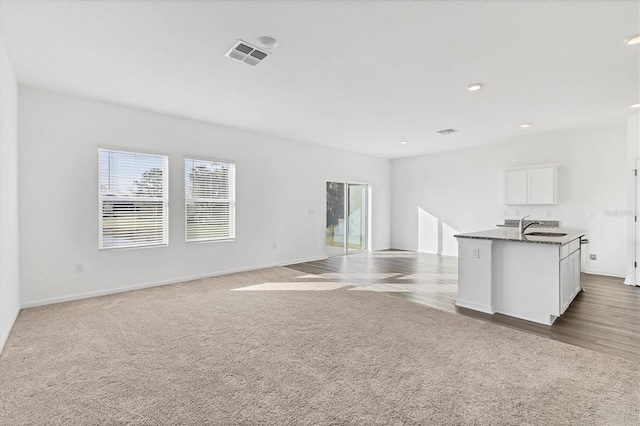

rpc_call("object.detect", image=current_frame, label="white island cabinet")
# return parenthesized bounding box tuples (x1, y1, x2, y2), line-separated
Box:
(455, 228, 585, 326)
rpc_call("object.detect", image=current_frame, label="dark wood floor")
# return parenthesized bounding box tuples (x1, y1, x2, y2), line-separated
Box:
(285, 251, 640, 363)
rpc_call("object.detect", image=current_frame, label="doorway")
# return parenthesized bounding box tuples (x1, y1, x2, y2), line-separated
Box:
(326, 182, 368, 256)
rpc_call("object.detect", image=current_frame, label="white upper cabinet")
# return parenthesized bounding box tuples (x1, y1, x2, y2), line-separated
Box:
(504, 165, 558, 205)
(504, 170, 528, 205)
(528, 167, 556, 204)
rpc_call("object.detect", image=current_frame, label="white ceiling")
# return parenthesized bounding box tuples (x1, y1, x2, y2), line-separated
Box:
(1, 0, 638, 159)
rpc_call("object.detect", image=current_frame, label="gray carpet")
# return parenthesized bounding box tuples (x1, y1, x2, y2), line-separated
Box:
(0, 266, 638, 425)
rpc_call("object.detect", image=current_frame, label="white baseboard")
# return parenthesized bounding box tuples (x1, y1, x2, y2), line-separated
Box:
(21, 255, 329, 309)
(282, 255, 327, 265)
(582, 268, 626, 278)
(454, 299, 494, 314)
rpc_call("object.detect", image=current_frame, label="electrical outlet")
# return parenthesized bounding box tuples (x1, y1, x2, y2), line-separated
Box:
(589, 254, 597, 261)
(546, 210, 551, 217)
(472, 248, 480, 259)
(273, 243, 278, 250)
(308, 209, 315, 216)
(74, 263, 84, 273)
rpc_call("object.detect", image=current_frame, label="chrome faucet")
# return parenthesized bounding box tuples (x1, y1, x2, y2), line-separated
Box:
(519, 215, 540, 234)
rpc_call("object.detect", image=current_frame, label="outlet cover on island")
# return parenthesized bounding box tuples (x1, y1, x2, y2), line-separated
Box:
(589, 254, 597, 260)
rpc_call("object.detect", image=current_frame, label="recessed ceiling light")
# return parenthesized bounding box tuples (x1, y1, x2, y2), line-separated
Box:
(625, 34, 640, 45)
(400, 141, 408, 145)
(467, 83, 483, 92)
(631, 102, 640, 108)
(520, 123, 532, 128)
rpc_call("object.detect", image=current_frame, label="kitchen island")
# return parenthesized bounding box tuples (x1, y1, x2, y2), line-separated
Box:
(454, 227, 586, 325)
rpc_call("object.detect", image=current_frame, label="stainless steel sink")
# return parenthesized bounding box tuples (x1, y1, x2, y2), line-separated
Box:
(525, 232, 567, 237)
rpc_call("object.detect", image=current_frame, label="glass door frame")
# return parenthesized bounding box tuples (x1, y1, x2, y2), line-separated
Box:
(326, 181, 369, 257)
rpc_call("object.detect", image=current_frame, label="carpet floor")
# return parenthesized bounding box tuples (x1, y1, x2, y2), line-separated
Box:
(0, 266, 638, 425)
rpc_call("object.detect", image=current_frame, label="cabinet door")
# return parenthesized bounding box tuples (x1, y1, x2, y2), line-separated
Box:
(504, 170, 528, 205)
(528, 168, 556, 204)
(570, 250, 581, 298)
(560, 249, 581, 315)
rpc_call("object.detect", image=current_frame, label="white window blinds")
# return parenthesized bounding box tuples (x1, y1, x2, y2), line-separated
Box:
(185, 158, 236, 242)
(98, 148, 169, 249)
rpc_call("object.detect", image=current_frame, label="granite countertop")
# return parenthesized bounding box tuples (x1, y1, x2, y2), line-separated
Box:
(496, 220, 559, 228)
(454, 227, 586, 245)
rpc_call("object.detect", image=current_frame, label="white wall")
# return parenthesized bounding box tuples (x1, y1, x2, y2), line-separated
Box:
(391, 123, 628, 277)
(626, 112, 639, 284)
(0, 37, 21, 352)
(18, 87, 391, 306)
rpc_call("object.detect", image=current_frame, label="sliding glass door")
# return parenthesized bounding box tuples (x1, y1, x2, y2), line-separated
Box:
(347, 184, 367, 252)
(326, 182, 346, 256)
(326, 182, 368, 256)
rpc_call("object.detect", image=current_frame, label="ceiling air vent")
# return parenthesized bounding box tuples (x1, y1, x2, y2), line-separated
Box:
(437, 128, 458, 135)
(225, 40, 269, 66)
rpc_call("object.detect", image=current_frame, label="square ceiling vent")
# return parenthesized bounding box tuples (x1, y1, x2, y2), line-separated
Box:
(225, 40, 269, 66)
(437, 128, 458, 135)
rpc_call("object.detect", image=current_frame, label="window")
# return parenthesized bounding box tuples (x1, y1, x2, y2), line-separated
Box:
(98, 148, 168, 249)
(185, 157, 236, 242)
